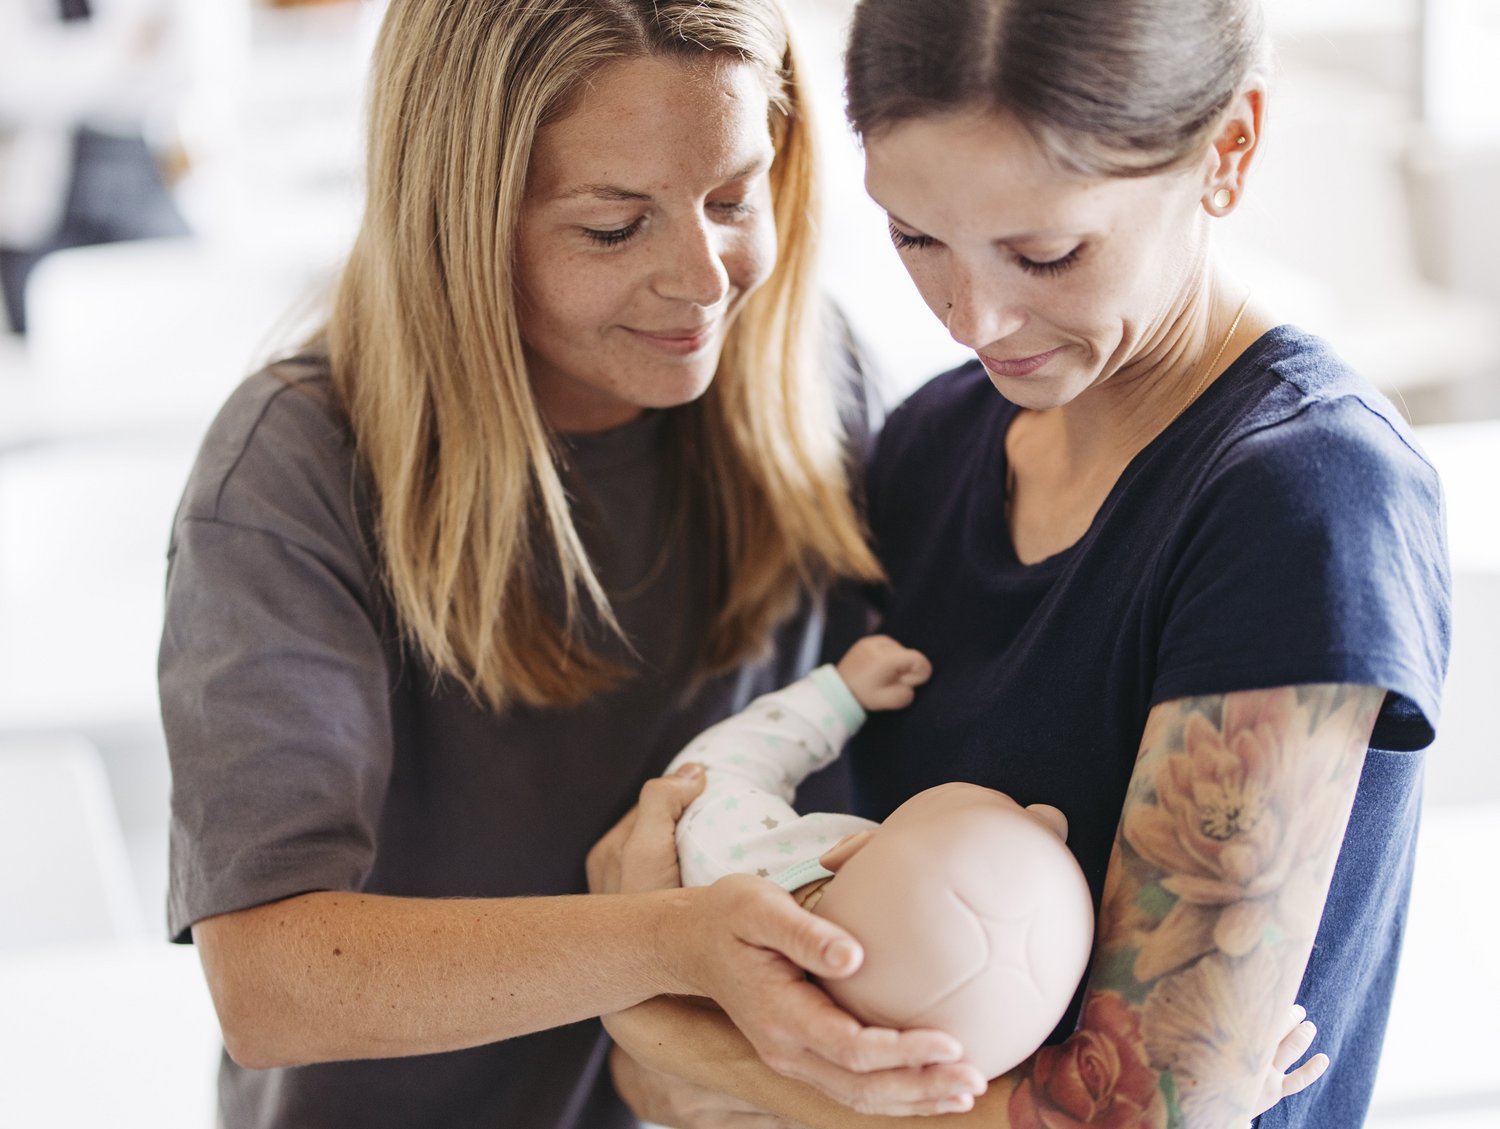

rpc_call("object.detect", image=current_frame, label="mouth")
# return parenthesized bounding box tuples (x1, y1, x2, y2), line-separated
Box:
(627, 323, 720, 355)
(978, 346, 1064, 379)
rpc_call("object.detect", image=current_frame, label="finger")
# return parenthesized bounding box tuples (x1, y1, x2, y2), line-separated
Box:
(898, 651, 933, 686)
(775, 1053, 987, 1118)
(1279, 1052, 1329, 1100)
(1271, 1013, 1316, 1073)
(752, 974, 967, 1074)
(618, 769, 707, 893)
(634, 765, 707, 834)
(734, 880, 867, 981)
(586, 806, 638, 894)
(819, 830, 875, 873)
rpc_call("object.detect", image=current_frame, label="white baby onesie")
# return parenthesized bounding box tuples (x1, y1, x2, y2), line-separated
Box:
(665, 665, 880, 892)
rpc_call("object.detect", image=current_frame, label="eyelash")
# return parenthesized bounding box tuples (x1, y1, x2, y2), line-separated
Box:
(1016, 247, 1082, 277)
(584, 202, 753, 248)
(887, 222, 1083, 277)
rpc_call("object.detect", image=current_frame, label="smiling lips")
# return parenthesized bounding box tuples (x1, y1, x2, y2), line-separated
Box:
(629, 323, 719, 355)
(979, 345, 1065, 379)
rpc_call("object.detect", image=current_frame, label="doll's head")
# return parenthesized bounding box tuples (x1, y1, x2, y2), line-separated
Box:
(810, 782, 1094, 1078)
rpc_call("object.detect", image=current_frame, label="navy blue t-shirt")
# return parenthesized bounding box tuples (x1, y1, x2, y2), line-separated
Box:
(850, 327, 1449, 1129)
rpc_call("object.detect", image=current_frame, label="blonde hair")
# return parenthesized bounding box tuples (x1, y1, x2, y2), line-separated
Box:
(324, 0, 880, 711)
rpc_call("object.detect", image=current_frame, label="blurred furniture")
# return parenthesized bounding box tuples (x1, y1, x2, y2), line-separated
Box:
(0, 940, 220, 1128)
(0, 735, 142, 948)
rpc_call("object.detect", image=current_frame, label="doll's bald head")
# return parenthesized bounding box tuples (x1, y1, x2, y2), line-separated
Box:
(811, 783, 1094, 1078)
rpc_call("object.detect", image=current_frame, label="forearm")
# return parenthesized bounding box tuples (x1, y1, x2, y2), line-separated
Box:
(612, 685, 1381, 1129)
(609, 997, 1015, 1128)
(194, 887, 700, 1068)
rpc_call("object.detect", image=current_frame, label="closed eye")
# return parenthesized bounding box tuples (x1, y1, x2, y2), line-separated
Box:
(1015, 247, 1081, 277)
(584, 218, 645, 247)
(888, 222, 936, 251)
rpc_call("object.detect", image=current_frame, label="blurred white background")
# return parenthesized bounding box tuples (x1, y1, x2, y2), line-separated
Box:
(1, 1, 1497, 1126)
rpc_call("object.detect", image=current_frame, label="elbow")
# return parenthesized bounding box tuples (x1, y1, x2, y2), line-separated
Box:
(193, 915, 318, 1070)
(207, 969, 313, 1070)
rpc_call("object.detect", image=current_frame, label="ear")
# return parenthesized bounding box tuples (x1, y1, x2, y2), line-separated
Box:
(819, 829, 876, 873)
(1024, 803, 1069, 843)
(1202, 83, 1267, 218)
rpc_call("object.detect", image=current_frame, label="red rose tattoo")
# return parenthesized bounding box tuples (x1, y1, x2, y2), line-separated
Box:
(1009, 992, 1169, 1129)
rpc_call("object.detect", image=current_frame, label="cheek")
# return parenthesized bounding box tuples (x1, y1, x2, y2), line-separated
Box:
(520, 251, 626, 340)
(730, 212, 779, 296)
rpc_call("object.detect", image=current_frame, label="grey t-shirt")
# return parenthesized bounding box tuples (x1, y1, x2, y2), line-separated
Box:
(160, 358, 871, 1129)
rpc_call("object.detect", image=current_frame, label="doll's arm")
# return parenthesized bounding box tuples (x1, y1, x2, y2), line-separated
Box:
(609, 683, 1378, 1127)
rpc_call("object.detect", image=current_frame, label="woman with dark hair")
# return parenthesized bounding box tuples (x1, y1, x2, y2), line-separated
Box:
(599, 2, 1449, 1126)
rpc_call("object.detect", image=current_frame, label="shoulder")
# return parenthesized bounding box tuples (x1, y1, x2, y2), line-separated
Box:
(874, 359, 1003, 470)
(1205, 328, 1442, 522)
(172, 355, 371, 566)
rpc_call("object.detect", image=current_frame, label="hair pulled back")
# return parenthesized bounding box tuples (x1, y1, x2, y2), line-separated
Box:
(846, 0, 1268, 176)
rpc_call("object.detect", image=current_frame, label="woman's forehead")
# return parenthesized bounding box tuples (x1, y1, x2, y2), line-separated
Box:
(864, 110, 1175, 238)
(529, 55, 774, 200)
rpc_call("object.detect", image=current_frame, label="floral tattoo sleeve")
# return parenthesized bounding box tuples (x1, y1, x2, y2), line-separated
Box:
(1007, 685, 1383, 1129)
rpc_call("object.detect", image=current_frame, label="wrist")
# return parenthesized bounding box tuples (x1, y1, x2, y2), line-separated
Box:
(641, 885, 705, 998)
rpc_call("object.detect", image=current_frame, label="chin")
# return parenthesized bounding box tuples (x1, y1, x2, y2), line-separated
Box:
(635, 363, 720, 410)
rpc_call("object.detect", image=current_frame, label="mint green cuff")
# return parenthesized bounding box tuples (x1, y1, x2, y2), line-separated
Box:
(771, 857, 836, 893)
(809, 664, 866, 733)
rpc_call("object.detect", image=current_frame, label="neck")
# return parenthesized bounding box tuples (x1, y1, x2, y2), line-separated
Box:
(1019, 271, 1247, 478)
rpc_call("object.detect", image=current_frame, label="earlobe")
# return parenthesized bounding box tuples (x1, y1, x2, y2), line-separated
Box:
(1204, 85, 1265, 218)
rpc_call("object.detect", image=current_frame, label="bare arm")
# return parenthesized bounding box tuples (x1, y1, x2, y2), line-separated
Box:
(194, 770, 975, 1114)
(193, 886, 699, 1069)
(606, 684, 1381, 1127)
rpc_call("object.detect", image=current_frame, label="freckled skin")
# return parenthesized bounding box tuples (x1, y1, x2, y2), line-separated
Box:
(516, 56, 779, 434)
(861, 109, 1215, 416)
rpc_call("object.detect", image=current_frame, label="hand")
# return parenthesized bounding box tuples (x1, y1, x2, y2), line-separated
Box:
(608, 764, 988, 1116)
(610, 1043, 803, 1128)
(588, 764, 706, 895)
(1251, 1005, 1329, 1118)
(835, 635, 932, 712)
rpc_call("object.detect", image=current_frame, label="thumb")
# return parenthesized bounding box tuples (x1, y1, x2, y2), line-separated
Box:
(628, 765, 707, 849)
(742, 883, 864, 980)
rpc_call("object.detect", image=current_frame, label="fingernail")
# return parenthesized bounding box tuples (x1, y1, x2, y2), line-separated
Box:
(1292, 1004, 1307, 1022)
(674, 763, 703, 778)
(938, 1096, 974, 1113)
(825, 938, 859, 970)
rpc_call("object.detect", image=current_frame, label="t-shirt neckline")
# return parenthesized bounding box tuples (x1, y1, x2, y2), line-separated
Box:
(992, 325, 1296, 574)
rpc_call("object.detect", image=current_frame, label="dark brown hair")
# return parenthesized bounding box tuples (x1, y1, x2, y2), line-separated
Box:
(845, 0, 1268, 176)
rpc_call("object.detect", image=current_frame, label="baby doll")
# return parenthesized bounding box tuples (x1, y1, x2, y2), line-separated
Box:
(664, 635, 1095, 1079)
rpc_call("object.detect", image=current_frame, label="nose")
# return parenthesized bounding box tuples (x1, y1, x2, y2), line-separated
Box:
(653, 218, 731, 308)
(943, 260, 1025, 351)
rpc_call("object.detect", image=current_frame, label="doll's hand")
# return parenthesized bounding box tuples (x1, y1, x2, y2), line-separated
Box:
(1251, 1005, 1329, 1119)
(836, 635, 932, 712)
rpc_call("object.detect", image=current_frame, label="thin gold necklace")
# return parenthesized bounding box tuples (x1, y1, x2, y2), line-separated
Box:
(1165, 289, 1253, 429)
(1003, 290, 1252, 511)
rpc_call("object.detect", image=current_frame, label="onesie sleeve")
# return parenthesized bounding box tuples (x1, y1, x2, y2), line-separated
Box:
(161, 372, 395, 942)
(1152, 396, 1450, 751)
(667, 667, 877, 887)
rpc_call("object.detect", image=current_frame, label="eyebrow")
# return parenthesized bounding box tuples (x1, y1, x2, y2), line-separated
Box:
(550, 153, 774, 205)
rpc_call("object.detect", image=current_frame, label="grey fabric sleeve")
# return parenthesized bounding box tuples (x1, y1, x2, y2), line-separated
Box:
(161, 374, 396, 942)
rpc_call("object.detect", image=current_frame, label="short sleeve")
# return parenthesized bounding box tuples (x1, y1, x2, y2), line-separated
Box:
(161, 374, 397, 942)
(1152, 397, 1451, 751)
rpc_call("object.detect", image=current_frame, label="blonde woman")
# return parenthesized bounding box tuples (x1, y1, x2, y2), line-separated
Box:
(159, 2, 985, 1126)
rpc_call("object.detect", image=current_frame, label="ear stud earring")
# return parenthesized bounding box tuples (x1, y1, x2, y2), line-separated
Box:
(1213, 187, 1233, 209)
(1237, 135, 1248, 146)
